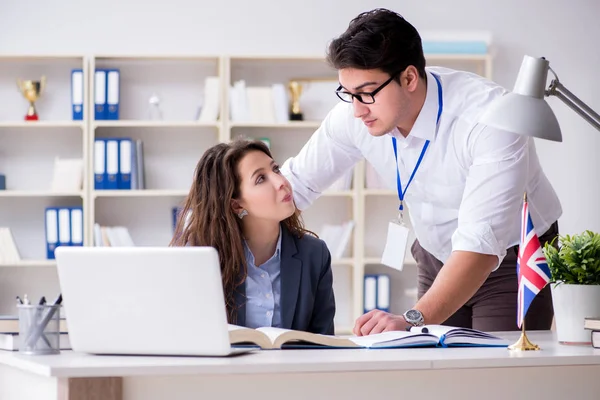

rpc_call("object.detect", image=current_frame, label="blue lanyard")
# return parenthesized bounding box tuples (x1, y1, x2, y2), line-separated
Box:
(392, 73, 443, 214)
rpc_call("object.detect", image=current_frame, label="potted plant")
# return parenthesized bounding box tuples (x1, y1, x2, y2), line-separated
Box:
(543, 230, 600, 344)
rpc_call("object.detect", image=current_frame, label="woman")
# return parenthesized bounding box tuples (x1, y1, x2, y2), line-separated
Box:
(171, 138, 335, 335)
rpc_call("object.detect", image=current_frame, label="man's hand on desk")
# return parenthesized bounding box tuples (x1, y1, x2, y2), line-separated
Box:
(353, 310, 411, 336)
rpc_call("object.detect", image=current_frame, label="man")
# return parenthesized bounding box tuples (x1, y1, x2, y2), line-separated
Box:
(281, 8, 562, 335)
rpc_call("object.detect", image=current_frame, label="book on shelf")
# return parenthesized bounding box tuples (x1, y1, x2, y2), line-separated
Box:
(228, 324, 510, 349)
(420, 30, 491, 54)
(51, 157, 84, 192)
(93, 224, 135, 247)
(318, 221, 355, 260)
(0, 227, 21, 264)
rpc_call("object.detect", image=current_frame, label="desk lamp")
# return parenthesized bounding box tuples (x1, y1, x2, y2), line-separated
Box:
(479, 55, 600, 140)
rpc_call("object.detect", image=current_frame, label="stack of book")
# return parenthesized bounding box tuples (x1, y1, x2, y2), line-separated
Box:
(584, 317, 600, 348)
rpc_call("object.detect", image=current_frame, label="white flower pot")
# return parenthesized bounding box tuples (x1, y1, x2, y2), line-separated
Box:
(551, 283, 600, 344)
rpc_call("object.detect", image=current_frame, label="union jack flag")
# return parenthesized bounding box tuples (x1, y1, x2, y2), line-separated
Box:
(517, 197, 551, 328)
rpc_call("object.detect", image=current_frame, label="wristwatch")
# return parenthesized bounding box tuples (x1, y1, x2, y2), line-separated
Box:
(403, 309, 424, 328)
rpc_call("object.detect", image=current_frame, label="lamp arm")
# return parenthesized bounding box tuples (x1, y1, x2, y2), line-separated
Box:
(546, 70, 600, 132)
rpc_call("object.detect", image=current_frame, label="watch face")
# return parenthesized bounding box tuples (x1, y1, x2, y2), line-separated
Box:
(405, 309, 422, 321)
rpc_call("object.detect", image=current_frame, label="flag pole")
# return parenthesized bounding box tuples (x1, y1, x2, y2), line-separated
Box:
(508, 191, 541, 351)
(508, 320, 540, 351)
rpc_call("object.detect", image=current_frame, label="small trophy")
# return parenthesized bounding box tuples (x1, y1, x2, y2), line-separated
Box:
(17, 76, 46, 121)
(288, 80, 304, 121)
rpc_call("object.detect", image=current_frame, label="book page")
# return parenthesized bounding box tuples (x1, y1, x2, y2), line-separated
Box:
(228, 324, 273, 349)
(349, 330, 438, 348)
(414, 325, 497, 339)
(411, 325, 509, 346)
(257, 327, 358, 348)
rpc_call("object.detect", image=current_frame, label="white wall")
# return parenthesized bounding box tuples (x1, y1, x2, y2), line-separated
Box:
(1, 0, 599, 236)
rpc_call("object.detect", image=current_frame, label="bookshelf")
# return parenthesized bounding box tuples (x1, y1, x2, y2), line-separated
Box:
(0, 52, 492, 332)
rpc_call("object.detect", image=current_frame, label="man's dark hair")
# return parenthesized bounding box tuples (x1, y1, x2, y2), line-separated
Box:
(326, 8, 426, 81)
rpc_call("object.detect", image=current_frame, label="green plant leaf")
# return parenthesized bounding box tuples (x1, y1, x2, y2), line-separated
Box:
(544, 230, 600, 285)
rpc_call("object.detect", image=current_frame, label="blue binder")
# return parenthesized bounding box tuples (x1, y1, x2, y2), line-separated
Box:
(44, 208, 59, 259)
(376, 274, 391, 312)
(106, 69, 120, 120)
(57, 208, 71, 248)
(94, 139, 106, 190)
(118, 138, 132, 190)
(105, 139, 119, 190)
(71, 69, 84, 120)
(94, 69, 107, 120)
(70, 207, 84, 246)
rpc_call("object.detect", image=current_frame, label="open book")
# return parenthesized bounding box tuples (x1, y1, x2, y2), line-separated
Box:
(228, 324, 509, 349)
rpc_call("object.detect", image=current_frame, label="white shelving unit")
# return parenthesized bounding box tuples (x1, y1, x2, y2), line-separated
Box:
(87, 54, 223, 246)
(0, 52, 492, 331)
(0, 54, 88, 313)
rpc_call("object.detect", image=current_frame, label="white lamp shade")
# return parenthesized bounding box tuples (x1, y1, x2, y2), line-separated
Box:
(479, 55, 563, 142)
(479, 92, 563, 142)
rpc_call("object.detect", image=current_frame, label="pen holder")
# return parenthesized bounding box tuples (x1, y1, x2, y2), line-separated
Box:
(17, 304, 62, 355)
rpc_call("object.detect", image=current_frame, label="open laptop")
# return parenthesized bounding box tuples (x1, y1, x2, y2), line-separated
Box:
(55, 246, 252, 357)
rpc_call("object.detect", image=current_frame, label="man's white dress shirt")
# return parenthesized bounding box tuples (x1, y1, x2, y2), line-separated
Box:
(281, 66, 562, 266)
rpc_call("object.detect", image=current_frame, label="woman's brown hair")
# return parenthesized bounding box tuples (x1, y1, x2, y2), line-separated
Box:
(170, 138, 314, 323)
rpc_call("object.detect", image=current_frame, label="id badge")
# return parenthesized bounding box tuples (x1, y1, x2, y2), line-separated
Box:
(381, 219, 410, 271)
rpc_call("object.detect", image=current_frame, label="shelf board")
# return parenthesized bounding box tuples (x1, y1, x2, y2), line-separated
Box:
(0, 260, 56, 268)
(230, 55, 327, 61)
(0, 54, 84, 61)
(363, 189, 396, 197)
(363, 257, 417, 266)
(425, 54, 491, 61)
(0, 191, 83, 198)
(93, 120, 219, 128)
(363, 257, 381, 265)
(332, 258, 354, 266)
(93, 54, 220, 61)
(93, 189, 189, 198)
(0, 121, 84, 129)
(229, 121, 321, 129)
(322, 190, 354, 197)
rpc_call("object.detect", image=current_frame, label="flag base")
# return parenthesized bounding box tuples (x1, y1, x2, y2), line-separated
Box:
(508, 322, 540, 351)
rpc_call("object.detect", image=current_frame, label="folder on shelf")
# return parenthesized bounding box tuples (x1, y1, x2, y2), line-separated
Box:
(94, 139, 106, 190)
(45, 208, 59, 259)
(118, 138, 132, 190)
(105, 139, 119, 190)
(70, 207, 83, 247)
(106, 69, 120, 120)
(130, 139, 138, 190)
(58, 208, 71, 248)
(94, 69, 107, 120)
(363, 274, 391, 314)
(363, 275, 377, 314)
(377, 274, 391, 312)
(135, 139, 145, 190)
(71, 69, 84, 120)
(172, 207, 181, 232)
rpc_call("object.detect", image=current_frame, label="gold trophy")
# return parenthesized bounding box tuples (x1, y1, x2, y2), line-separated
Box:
(288, 80, 304, 121)
(17, 76, 46, 121)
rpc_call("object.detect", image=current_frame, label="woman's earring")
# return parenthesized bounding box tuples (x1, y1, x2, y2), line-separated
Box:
(238, 209, 248, 219)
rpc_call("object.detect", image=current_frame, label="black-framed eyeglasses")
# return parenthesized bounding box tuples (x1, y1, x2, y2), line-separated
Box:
(335, 72, 400, 104)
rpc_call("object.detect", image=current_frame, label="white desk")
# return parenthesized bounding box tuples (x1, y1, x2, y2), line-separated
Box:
(1, 331, 599, 400)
